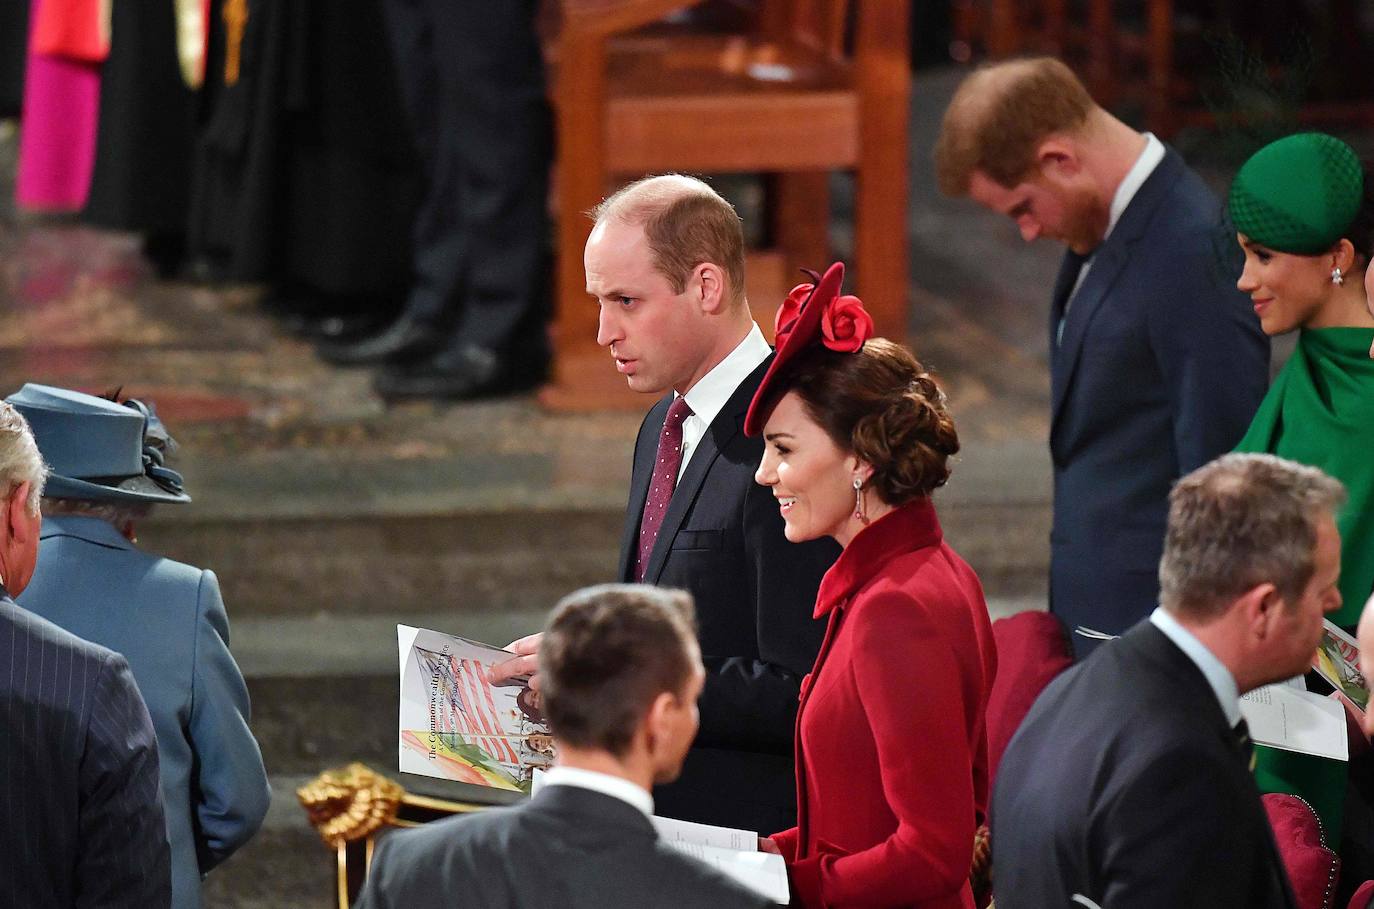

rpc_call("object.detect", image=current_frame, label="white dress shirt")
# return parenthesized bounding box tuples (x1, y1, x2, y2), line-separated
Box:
(541, 765, 655, 819)
(676, 322, 771, 481)
(1060, 132, 1167, 339)
(1149, 605, 1242, 727)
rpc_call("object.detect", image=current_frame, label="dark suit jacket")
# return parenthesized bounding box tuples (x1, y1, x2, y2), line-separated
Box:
(20, 516, 270, 909)
(354, 784, 770, 909)
(0, 589, 171, 908)
(991, 621, 1296, 909)
(1049, 148, 1268, 649)
(621, 356, 838, 833)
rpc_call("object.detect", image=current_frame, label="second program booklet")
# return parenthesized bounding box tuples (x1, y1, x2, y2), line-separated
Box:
(398, 624, 554, 793)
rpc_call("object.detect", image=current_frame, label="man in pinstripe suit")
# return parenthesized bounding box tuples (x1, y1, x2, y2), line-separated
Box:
(0, 401, 171, 908)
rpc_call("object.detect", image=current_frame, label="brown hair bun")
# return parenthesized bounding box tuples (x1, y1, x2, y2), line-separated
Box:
(784, 338, 959, 505)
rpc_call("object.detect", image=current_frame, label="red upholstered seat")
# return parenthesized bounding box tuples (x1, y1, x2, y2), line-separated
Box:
(1348, 880, 1374, 909)
(1264, 793, 1339, 909)
(986, 611, 1075, 781)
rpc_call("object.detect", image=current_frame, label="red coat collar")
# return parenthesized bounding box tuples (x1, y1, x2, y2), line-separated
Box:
(813, 497, 943, 619)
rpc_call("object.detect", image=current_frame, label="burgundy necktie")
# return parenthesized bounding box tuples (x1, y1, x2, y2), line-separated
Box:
(635, 396, 693, 582)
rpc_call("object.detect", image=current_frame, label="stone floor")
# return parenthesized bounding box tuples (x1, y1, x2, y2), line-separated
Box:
(0, 66, 1079, 907)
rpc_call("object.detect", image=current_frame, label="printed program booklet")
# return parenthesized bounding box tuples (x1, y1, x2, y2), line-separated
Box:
(1241, 683, 1348, 762)
(1312, 619, 1368, 719)
(398, 625, 553, 793)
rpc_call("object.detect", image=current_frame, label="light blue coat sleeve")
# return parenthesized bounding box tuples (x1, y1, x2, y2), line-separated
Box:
(188, 570, 271, 872)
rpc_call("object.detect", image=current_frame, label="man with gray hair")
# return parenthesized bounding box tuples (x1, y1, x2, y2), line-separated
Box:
(991, 453, 1342, 908)
(0, 399, 172, 908)
(7, 384, 269, 909)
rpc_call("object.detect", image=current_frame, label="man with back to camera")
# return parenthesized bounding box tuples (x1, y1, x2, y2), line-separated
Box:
(992, 452, 1340, 908)
(492, 174, 838, 834)
(0, 399, 172, 908)
(356, 584, 769, 909)
(935, 57, 1269, 654)
(8, 383, 270, 909)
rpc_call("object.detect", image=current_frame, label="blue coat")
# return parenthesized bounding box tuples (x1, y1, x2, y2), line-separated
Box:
(1049, 148, 1268, 650)
(0, 589, 171, 908)
(19, 515, 270, 909)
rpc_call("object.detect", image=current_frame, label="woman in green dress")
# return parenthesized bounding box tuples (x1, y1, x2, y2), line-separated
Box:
(1228, 131, 1374, 841)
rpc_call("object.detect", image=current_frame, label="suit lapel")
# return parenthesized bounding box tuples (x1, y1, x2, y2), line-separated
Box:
(1130, 624, 1297, 908)
(618, 395, 673, 581)
(642, 358, 769, 584)
(1049, 150, 1186, 435)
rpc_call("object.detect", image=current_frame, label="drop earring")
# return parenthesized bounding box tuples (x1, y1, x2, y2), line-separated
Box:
(853, 477, 869, 525)
(1332, 266, 1344, 286)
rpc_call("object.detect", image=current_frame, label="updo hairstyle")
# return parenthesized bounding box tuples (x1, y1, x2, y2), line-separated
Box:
(782, 338, 959, 505)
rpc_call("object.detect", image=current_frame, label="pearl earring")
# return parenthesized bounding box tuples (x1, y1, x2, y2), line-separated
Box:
(1332, 266, 1344, 286)
(853, 477, 869, 525)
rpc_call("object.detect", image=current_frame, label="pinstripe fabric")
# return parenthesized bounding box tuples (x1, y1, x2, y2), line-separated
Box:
(20, 516, 270, 908)
(0, 589, 171, 908)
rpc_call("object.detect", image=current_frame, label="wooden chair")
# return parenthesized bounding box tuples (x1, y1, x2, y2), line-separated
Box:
(542, 0, 912, 410)
(951, 0, 1176, 134)
(297, 763, 485, 909)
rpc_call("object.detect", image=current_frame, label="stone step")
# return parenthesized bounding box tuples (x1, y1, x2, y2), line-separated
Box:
(136, 440, 1052, 621)
(202, 774, 335, 909)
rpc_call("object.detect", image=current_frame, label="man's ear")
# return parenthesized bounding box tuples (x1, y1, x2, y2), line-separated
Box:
(1237, 582, 1283, 640)
(5, 482, 31, 541)
(695, 263, 727, 315)
(1035, 136, 1082, 181)
(642, 690, 677, 758)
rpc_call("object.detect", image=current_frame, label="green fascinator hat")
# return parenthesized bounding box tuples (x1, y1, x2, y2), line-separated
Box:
(1228, 132, 1364, 255)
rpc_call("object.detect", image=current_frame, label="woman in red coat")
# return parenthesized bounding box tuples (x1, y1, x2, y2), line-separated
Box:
(745, 262, 997, 909)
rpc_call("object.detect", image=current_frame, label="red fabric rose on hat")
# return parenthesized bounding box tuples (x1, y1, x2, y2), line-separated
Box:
(821, 294, 873, 353)
(774, 282, 813, 345)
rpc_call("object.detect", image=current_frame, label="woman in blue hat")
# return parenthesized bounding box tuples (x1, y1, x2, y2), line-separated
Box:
(7, 384, 270, 909)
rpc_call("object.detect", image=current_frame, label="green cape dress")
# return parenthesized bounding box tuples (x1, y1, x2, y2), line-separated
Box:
(1235, 326, 1374, 840)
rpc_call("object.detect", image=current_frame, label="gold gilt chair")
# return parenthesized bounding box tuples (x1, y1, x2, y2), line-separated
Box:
(299, 763, 995, 907)
(297, 764, 483, 909)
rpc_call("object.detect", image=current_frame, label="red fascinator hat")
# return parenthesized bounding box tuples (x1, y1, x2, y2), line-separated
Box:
(744, 261, 875, 437)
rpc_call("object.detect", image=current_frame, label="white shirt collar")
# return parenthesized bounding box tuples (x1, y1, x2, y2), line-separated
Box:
(681, 322, 770, 429)
(1104, 132, 1165, 242)
(540, 765, 654, 819)
(1150, 606, 1242, 727)
(676, 323, 771, 478)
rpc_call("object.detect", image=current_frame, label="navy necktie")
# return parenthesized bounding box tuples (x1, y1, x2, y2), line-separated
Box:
(635, 396, 693, 582)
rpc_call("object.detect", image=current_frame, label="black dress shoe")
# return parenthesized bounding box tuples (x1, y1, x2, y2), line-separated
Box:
(374, 344, 549, 401)
(317, 313, 439, 366)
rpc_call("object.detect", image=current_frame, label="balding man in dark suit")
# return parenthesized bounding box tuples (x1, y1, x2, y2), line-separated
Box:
(0, 400, 170, 908)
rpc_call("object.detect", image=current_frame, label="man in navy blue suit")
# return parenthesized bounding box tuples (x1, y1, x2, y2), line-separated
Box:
(936, 57, 1268, 654)
(9, 384, 269, 909)
(0, 400, 171, 908)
